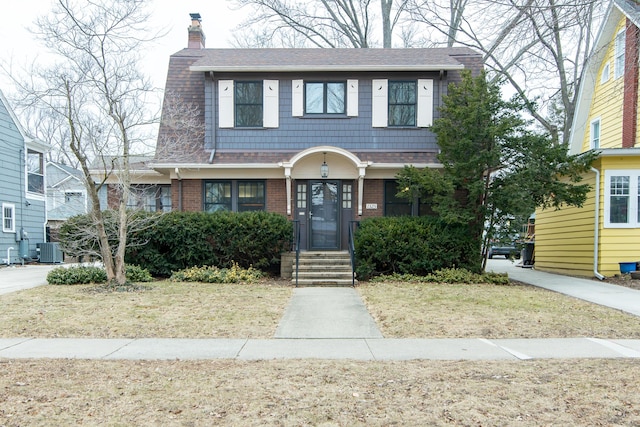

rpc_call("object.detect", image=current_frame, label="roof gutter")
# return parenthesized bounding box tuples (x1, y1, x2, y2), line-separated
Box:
(189, 64, 465, 73)
(591, 166, 605, 280)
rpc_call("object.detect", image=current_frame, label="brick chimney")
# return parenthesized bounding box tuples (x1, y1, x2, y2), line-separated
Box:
(622, 18, 639, 148)
(188, 13, 206, 49)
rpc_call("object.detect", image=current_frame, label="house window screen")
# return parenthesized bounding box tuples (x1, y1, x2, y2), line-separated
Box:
(238, 181, 265, 212)
(342, 184, 352, 209)
(235, 82, 263, 127)
(388, 81, 416, 126)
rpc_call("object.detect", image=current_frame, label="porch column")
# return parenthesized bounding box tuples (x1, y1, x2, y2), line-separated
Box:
(358, 166, 366, 216)
(284, 168, 292, 215)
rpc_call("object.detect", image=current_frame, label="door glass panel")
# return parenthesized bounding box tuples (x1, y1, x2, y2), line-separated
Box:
(311, 181, 339, 249)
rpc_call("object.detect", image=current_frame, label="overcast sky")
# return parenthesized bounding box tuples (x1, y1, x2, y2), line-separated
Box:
(0, 0, 244, 96)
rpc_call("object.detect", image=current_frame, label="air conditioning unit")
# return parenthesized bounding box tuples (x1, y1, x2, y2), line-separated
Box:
(38, 242, 63, 263)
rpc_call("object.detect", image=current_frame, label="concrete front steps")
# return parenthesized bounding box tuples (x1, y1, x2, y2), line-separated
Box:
(291, 251, 356, 286)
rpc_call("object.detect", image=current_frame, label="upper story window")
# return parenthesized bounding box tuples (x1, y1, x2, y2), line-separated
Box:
(388, 81, 417, 127)
(2, 203, 15, 233)
(372, 79, 433, 128)
(27, 149, 44, 194)
(204, 180, 265, 213)
(590, 118, 600, 149)
(292, 79, 358, 117)
(235, 81, 263, 127)
(219, 80, 279, 129)
(615, 29, 626, 79)
(605, 170, 640, 227)
(305, 82, 346, 114)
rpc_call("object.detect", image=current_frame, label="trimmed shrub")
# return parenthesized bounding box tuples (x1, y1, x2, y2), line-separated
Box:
(371, 269, 510, 285)
(127, 211, 292, 277)
(47, 266, 107, 285)
(354, 216, 480, 280)
(169, 263, 263, 283)
(47, 265, 154, 285)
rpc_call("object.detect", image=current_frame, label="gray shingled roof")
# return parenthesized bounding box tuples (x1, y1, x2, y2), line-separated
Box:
(189, 48, 478, 72)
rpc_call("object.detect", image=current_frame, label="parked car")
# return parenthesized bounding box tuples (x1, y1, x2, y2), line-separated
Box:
(488, 242, 520, 259)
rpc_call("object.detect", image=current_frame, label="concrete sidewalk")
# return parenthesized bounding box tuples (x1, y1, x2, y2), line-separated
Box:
(1, 337, 639, 361)
(2, 261, 640, 361)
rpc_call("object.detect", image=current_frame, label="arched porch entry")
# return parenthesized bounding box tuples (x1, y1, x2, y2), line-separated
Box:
(279, 146, 370, 251)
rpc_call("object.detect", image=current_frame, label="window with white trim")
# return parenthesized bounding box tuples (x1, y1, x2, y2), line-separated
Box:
(605, 170, 640, 227)
(590, 118, 600, 149)
(2, 203, 15, 233)
(27, 149, 44, 194)
(218, 80, 279, 128)
(372, 79, 433, 127)
(615, 29, 626, 79)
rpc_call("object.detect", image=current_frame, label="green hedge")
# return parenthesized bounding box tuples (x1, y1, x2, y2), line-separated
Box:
(126, 211, 292, 277)
(47, 265, 153, 285)
(354, 216, 480, 279)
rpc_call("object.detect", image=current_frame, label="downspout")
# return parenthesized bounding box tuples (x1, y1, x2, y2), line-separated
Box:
(591, 166, 604, 280)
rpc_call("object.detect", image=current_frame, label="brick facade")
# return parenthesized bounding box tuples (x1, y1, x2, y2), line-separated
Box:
(266, 179, 288, 217)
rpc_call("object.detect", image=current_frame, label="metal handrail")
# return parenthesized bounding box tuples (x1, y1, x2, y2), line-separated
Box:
(292, 220, 301, 287)
(348, 220, 359, 287)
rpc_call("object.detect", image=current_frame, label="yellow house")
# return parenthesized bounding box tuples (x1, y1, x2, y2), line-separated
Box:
(535, 0, 640, 278)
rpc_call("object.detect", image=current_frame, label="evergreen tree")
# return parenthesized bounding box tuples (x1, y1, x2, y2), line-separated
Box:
(397, 71, 596, 271)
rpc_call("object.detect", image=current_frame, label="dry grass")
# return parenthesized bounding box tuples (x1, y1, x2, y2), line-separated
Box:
(2, 279, 640, 425)
(0, 281, 292, 338)
(1, 358, 639, 426)
(358, 281, 640, 338)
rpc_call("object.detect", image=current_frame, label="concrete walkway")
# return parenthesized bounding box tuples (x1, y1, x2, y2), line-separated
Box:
(274, 287, 383, 339)
(486, 259, 640, 317)
(1, 261, 640, 360)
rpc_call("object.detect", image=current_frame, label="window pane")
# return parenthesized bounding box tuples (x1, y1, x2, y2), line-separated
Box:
(327, 83, 345, 114)
(235, 82, 263, 127)
(384, 181, 411, 216)
(238, 181, 265, 212)
(297, 184, 307, 209)
(610, 176, 629, 223)
(27, 150, 44, 194)
(305, 83, 323, 114)
(388, 82, 416, 126)
(204, 182, 231, 212)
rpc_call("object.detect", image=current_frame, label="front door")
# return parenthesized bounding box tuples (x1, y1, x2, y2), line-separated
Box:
(310, 181, 339, 249)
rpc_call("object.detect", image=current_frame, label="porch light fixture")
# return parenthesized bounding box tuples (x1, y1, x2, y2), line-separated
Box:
(320, 152, 329, 178)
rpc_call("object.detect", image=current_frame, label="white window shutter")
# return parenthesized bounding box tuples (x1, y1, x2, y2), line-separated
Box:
(218, 80, 234, 128)
(263, 80, 279, 128)
(372, 79, 388, 127)
(292, 79, 303, 117)
(417, 79, 434, 127)
(347, 79, 358, 117)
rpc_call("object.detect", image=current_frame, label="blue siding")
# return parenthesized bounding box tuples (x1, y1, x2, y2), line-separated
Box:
(210, 72, 444, 152)
(0, 95, 47, 264)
